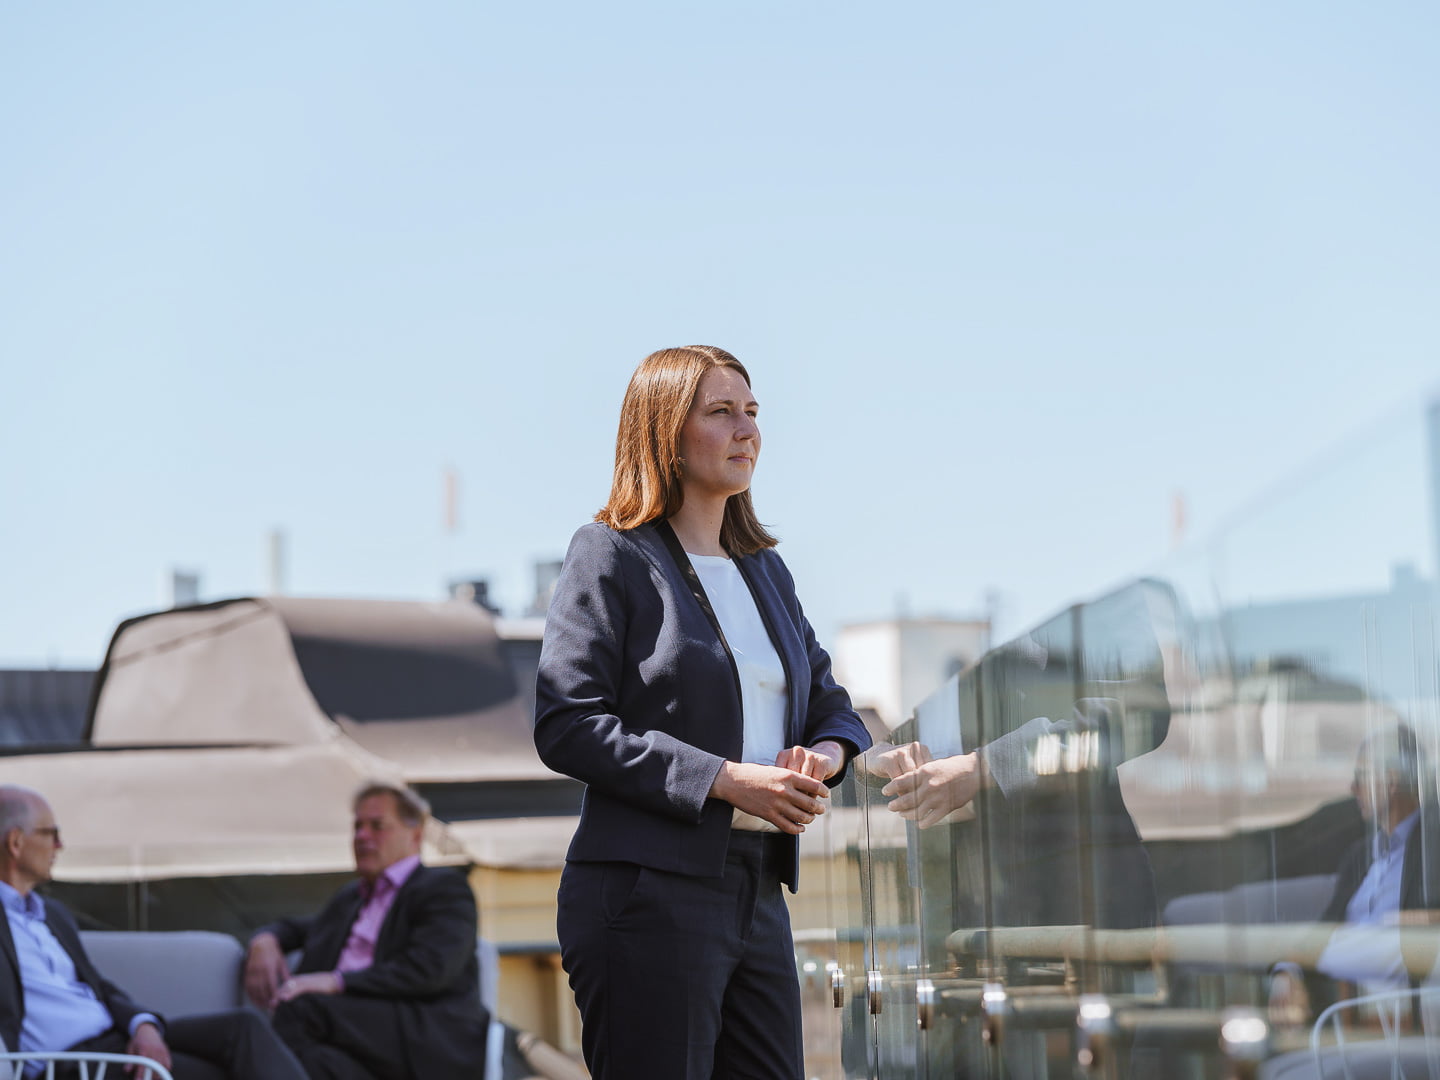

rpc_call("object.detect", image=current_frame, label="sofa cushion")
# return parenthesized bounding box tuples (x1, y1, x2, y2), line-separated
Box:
(79, 930, 245, 1019)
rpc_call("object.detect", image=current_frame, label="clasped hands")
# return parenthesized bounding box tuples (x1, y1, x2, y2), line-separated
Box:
(709, 740, 844, 834)
(243, 932, 342, 1013)
(868, 742, 986, 829)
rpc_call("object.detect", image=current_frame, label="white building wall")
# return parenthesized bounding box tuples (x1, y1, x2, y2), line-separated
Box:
(835, 618, 989, 732)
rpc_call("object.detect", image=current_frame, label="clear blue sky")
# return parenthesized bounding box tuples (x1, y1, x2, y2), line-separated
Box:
(2, 2, 1437, 667)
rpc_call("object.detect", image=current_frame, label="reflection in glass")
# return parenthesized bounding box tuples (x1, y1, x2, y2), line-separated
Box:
(833, 398, 1440, 1078)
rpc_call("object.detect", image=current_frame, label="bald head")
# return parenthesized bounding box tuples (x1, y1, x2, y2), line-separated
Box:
(1352, 726, 1424, 831)
(0, 785, 61, 894)
(0, 785, 43, 837)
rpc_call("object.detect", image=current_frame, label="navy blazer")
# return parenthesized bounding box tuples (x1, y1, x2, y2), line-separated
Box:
(0, 895, 147, 1054)
(534, 521, 871, 891)
(1320, 807, 1440, 923)
(261, 865, 488, 1076)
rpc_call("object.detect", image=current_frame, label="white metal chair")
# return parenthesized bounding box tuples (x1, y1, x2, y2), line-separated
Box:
(0, 1044, 174, 1080)
(1307, 986, 1440, 1080)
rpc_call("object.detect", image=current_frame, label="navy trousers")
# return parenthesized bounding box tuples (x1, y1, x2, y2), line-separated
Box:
(558, 830, 804, 1080)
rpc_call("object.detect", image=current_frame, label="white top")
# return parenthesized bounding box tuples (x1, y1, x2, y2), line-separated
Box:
(688, 553, 788, 767)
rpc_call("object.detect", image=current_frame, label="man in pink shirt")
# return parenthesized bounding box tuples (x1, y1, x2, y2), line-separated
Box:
(244, 783, 488, 1079)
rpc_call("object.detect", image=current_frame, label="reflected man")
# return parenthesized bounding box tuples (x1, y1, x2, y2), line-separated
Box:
(1270, 725, 1440, 1023)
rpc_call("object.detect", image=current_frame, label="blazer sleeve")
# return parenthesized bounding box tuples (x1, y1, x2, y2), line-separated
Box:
(792, 592, 871, 784)
(257, 913, 317, 955)
(339, 872, 477, 1000)
(534, 525, 727, 823)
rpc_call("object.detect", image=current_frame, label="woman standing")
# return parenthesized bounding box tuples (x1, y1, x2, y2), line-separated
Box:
(534, 346, 871, 1079)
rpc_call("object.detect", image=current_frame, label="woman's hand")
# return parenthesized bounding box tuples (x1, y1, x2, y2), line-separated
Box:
(881, 750, 985, 828)
(866, 740, 934, 779)
(775, 740, 845, 782)
(710, 761, 830, 834)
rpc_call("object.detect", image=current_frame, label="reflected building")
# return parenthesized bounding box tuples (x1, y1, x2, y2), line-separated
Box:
(813, 394, 1440, 1079)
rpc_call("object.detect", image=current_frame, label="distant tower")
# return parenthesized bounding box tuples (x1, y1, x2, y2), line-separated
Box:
(1170, 490, 1188, 552)
(450, 578, 501, 615)
(527, 559, 564, 616)
(267, 529, 287, 595)
(166, 568, 200, 608)
(1428, 399, 1440, 581)
(443, 466, 460, 534)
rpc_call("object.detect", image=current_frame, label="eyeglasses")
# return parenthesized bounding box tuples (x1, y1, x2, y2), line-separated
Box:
(31, 826, 60, 844)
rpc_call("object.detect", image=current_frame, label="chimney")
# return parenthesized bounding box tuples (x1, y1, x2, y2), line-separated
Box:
(527, 559, 564, 616)
(450, 578, 501, 615)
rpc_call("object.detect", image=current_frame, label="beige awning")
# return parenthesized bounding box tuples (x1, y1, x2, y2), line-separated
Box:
(22, 741, 470, 882)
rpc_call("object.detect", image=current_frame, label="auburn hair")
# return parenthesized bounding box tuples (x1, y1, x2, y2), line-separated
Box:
(596, 346, 778, 555)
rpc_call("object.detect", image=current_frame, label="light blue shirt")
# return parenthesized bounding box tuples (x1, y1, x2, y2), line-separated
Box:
(1345, 810, 1421, 925)
(0, 882, 158, 1073)
(1309, 810, 1424, 989)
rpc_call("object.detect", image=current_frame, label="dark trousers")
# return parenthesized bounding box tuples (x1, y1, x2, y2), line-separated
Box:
(558, 830, 804, 1080)
(271, 995, 409, 1080)
(69, 1010, 306, 1080)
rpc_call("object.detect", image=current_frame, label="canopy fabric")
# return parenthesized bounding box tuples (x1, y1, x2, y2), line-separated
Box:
(88, 596, 558, 782)
(21, 741, 470, 882)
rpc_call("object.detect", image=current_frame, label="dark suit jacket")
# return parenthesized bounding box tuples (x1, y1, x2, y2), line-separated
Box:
(262, 865, 487, 1076)
(1288, 807, 1440, 1011)
(534, 521, 872, 891)
(1320, 808, 1440, 923)
(979, 697, 1167, 930)
(0, 893, 148, 1053)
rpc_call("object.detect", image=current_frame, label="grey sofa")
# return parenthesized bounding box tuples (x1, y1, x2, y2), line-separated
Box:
(76, 930, 503, 1078)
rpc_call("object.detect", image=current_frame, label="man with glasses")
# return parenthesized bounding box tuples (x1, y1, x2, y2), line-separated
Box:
(1269, 726, 1440, 1023)
(0, 784, 306, 1079)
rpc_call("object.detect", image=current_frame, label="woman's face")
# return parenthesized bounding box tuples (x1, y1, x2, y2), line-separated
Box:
(677, 366, 761, 506)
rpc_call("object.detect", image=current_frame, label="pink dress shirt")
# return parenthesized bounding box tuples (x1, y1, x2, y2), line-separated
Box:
(336, 854, 421, 979)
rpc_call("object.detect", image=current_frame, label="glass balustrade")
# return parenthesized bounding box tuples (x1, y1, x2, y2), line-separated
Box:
(808, 396, 1440, 1078)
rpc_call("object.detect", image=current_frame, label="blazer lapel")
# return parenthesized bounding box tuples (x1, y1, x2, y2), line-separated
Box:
(0, 907, 17, 974)
(373, 869, 421, 960)
(334, 888, 366, 966)
(0, 906, 20, 1009)
(42, 904, 97, 991)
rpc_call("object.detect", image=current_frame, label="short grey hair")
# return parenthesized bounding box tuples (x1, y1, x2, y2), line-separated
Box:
(0, 786, 43, 839)
(352, 781, 430, 828)
(1359, 725, 1423, 797)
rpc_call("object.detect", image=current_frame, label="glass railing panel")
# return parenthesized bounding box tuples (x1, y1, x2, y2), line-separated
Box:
(858, 716, 924, 1077)
(1195, 401, 1440, 1073)
(843, 393, 1440, 1077)
(791, 766, 873, 1079)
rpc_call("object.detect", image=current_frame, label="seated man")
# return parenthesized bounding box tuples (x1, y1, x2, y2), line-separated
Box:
(1270, 725, 1440, 1022)
(245, 781, 488, 1079)
(0, 784, 305, 1080)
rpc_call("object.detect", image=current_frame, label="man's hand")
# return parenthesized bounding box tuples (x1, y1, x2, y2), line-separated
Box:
(275, 971, 343, 1004)
(126, 1022, 171, 1079)
(775, 741, 845, 782)
(1268, 969, 1312, 1027)
(709, 761, 830, 834)
(881, 750, 984, 828)
(244, 931, 291, 1011)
